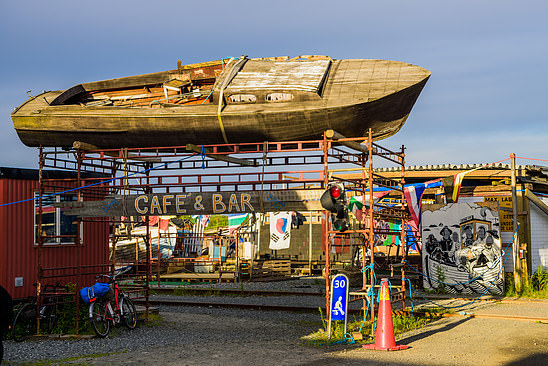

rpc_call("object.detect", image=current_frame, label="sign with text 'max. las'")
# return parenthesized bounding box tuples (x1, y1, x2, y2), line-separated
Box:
(57, 190, 324, 217)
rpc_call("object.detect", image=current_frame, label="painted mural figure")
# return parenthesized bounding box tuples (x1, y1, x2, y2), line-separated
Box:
(451, 232, 464, 270)
(425, 234, 441, 260)
(470, 235, 499, 269)
(462, 224, 474, 247)
(473, 226, 487, 246)
(438, 226, 454, 263)
(421, 203, 504, 295)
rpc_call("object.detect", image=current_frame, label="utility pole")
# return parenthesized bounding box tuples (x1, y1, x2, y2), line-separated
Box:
(511, 153, 522, 292)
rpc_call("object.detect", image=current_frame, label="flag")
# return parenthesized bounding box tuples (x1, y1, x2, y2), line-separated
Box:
(201, 215, 211, 228)
(228, 213, 249, 234)
(404, 180, 442, 226)
(452, 171, 467, 203)
(348, 190, 391, 221)
(148, 216, 160, 226)
(444, 167, 480, 203)
(159, 217, 170, 231)
(348, 196, 364, 221)
(269, 211, 292, 249)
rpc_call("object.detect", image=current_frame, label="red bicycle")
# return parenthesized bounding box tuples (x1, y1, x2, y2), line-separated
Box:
(88, 266, 137, 337)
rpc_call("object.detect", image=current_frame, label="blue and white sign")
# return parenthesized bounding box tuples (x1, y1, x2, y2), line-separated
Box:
(328, 273, 349, 338)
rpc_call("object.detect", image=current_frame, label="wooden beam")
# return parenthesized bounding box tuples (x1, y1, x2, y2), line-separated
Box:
(325, 130, 369, 156)
(73, 141, 162, 163)
(526, 189, 548, 216)
(186, 144, 257, 166)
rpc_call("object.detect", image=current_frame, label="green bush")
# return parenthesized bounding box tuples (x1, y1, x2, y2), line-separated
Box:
(531, 266, 548, 293)
(504, 268, 548, 299)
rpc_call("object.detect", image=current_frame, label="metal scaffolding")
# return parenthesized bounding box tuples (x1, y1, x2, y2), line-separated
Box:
(321, 129, 409, 327)
(35, 131, 409, 333)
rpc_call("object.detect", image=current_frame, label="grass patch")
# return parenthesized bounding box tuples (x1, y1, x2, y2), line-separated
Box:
(141, 312, 164, 327)
(301, 308, 441, 346)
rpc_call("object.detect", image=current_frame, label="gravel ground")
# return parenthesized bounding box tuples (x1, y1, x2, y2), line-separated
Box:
(167, 276, 327, 293)
(3, 305, 326, 365)
(3, 277, 547, 365)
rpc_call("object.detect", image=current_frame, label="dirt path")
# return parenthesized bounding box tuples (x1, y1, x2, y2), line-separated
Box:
(325, 298, 548, 366)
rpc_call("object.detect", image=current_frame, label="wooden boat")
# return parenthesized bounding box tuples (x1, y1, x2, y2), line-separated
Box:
(11, 55, 430, 148)
(423, 254, 504, 295)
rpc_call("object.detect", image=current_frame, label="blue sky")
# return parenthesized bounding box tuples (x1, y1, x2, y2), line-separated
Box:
(1, 0, 547, 169)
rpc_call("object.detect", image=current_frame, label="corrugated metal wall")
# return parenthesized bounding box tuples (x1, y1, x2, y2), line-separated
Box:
(0, 178, 109, 300)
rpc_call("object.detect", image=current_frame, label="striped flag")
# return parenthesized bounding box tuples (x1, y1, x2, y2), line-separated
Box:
(452, 171, 468, 203)
(404, 180, 442, 226)
(348, 191, 391, 221)
(445, 167, 482, 203)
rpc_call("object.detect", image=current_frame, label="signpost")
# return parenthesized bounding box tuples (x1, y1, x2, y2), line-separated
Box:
(328, 273, 349, 339)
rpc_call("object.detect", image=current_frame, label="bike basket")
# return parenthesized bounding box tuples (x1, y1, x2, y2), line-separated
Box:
(80, 282, 110, 303)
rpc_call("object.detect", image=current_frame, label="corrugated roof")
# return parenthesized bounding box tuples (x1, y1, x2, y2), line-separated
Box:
(0, 167, 106, 180)
(373, 163, 540, 173)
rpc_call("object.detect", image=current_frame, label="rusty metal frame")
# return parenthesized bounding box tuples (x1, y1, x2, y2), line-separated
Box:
(321, 129, 409, 330)
(36, 134, 409, 335)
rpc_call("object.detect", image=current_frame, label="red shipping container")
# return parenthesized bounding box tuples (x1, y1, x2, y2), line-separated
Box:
(0, 167, 109, 300)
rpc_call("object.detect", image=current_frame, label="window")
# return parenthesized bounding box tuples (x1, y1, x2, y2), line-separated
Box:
(266, 93, 293, 102)
(228, 94, 256, 103)
(35, 193, 80, 245)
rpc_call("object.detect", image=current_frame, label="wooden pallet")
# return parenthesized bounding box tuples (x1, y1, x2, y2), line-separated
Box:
(250, 260, 292, 282)
(159, 272, 236, 283)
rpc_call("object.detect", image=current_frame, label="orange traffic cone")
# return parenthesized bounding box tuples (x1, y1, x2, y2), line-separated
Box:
(363, 279, 409, 351)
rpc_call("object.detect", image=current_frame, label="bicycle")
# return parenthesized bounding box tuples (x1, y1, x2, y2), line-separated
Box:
(88, 266, 137, 337)
(11, 283, 67, 342)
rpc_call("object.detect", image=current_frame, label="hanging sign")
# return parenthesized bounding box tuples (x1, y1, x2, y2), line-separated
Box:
(54, 189, 323, 217)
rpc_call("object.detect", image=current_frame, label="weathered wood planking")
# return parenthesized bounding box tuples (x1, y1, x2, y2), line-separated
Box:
(55, 189, 324, 217)
(12, 57, 430, 148)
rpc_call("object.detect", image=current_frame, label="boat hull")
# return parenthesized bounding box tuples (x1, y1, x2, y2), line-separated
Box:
(12, 58, 430, 148)
(423, 255, 504, 295)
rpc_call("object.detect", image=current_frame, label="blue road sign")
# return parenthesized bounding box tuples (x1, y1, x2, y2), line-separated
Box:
(330, 274, 349, 321)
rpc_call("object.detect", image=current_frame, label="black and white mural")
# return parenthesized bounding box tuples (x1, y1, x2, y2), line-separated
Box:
(421, 202, 504, 295)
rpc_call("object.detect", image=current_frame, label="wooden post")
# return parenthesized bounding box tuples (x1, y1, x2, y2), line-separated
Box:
(309, 211, 313, 274)
(157, 229, 161, 287)
(235, 233, 240, 283)
(511, 153, 522, 292)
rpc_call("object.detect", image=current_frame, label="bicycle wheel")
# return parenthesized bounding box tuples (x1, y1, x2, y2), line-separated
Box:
(121, 297, 137, 329)
(89, 300, 110, 337)
(12, 303, 36, 342)
(40, 304, 58, 334)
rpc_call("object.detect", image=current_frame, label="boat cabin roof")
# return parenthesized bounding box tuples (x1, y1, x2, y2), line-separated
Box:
(225, 59, 331, 93)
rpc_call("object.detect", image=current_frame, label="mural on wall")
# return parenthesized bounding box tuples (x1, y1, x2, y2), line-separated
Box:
(421, 202, 504, 295)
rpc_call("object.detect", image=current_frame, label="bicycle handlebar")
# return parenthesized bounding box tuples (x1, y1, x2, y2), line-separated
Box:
(95, 266, 133, 282)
